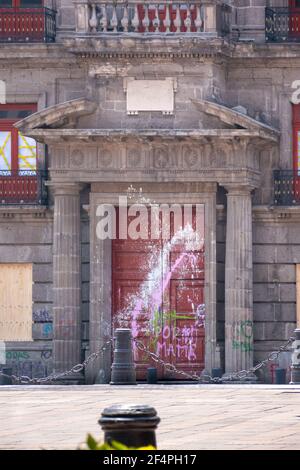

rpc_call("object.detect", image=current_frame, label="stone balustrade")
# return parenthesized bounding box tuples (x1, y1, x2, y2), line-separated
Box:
(74, 1, 230, 36)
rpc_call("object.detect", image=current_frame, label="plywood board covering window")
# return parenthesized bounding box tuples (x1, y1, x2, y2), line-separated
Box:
(0, 263, 33, 341)
(297, 265, 300, 328)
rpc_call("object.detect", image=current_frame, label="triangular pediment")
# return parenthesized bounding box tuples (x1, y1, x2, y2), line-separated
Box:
(15, 98, 97, 131)
(191, 99, 279, 140)
(15, 97, 279, 144)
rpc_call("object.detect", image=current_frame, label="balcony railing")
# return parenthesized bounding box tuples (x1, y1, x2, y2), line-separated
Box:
(274, 170, 300, 205)
(0, 7, 56, 43)
(75, 1, 231, 36)
(266, 7, 300, 42)
(0, 170, 48, 205)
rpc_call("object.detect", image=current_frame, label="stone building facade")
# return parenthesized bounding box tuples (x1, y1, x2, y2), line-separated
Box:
(0, 0, 299, 383)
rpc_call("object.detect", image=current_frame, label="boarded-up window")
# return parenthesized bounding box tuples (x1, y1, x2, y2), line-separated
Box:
(0, 263, 33, 341)
(297, 265, 300, 328)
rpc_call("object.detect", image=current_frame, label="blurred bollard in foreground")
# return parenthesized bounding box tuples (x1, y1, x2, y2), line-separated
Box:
(99, 404, 160, 448)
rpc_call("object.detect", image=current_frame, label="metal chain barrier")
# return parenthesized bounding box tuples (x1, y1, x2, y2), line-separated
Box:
(134, 335, 296, 383)
(0, 339, 112, 385)
(0, 335, 295, 385)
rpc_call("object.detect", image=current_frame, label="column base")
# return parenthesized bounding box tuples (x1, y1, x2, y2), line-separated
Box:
(290, 365, 300, 385)
(221, 372, 258, 384)
(51, 372, 85, 386)
(200, 369, 214, 383)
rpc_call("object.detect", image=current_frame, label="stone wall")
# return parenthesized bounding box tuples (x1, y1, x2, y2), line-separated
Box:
(1, 7, 300, 381)
(0, 211, 53, 378)
(216, 205, 298, 383)
(0, 211, 90, 380)
(227, 59, 298, 204)
(253, 208, 298, 383)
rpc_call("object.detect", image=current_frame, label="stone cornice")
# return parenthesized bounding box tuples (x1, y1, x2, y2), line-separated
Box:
(253, 205, 300, 223)
(232, 42, 300, 61)
(62, 35, 230, 60)
(2, 37, 300, 65)
(0, 43, 77, 65)
(0, 205, 51, 222)
(216, 204, 300, 223)
(19, 128, 278, 144)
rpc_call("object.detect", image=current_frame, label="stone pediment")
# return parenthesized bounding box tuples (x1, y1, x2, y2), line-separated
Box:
(15, 97, 279, 144)
(15, 98, 97, 131)
(15, 97, 280, 188)
(191, 99, 280, 142)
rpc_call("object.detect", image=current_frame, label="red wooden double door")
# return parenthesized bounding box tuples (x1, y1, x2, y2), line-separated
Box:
(289, 1, 300, 38)
(112, 207, 205, 381)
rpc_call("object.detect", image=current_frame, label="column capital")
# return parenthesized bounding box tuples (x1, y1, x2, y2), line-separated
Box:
(223, 183, 256, 196)
(47, 182, 85, 196)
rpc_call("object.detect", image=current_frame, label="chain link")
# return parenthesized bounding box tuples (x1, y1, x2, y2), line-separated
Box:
(134, 335, 296, 383)
(0, 339, 112, 385)
(0, 335, 295, 385)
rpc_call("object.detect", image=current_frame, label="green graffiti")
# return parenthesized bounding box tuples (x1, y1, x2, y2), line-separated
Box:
(232, 321, 253, 352)
(6, 351, 30, 360)
(240, 321, 253, 339)
(148, 310, 195, 350)
(232, 340, 253, 352)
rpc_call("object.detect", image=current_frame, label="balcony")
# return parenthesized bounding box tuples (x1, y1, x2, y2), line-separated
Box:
(0, 170, 47, 205)
(266, 7, 300, 42)
(75, 1, 231, 37)
(274, 170, 300, 205)
(0, 7, 56, 43)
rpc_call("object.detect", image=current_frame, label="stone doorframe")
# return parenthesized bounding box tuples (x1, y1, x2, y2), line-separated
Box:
(86, 182, 218, 384)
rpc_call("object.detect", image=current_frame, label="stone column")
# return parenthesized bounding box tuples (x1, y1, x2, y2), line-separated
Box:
(52, 183, 83, 380)
(224, 184, 254, 374)
(203, 188, 218, 374)
(204, 3, 218, 34)
(86, 192, 112, 384)
(74, 0, 90, 34)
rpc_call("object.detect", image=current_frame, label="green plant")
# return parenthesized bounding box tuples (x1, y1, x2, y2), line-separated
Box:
(85, 434, 156, 451)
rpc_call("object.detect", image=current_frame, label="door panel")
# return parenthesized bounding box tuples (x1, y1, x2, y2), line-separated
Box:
(112, 205, 205, 380)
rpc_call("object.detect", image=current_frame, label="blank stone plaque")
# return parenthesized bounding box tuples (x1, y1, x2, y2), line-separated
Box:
(124, 78, 176, 115)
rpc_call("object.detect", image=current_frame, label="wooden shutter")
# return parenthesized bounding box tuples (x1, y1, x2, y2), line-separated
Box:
(0, 263, 33, 341)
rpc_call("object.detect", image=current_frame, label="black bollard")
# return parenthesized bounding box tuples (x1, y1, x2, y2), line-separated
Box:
(275, 368, 286, 385)
(212, 368, 223, 379)
(147, 367, 157, 384)
(0, 367, 12, 385)
(290, 328, 300, 385)
(99, 404, 160, 448)
(110, 328, 136, 385)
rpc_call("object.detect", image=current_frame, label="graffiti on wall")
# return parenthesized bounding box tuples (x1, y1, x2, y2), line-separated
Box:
(114, 225, 206, 370)
(232, 320, 253, 352)
(33, 309, 53, 322)
(3, 349, 53, 379)
(144, 307, 206, 362)
(42, 323, 53, 338)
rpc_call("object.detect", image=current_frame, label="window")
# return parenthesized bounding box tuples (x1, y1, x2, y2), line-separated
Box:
(0, 264, 33, 341)
(290, 1, 300, 8)
(0, 104, 37, 175)
(0, 1, 43, 7)
(19, 0, 43, 8)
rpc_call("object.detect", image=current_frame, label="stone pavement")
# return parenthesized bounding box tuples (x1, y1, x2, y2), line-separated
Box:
(0, 384, 300, 450)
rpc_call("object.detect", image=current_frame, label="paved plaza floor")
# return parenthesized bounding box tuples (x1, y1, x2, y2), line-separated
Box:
(0, 384, 299, 450)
